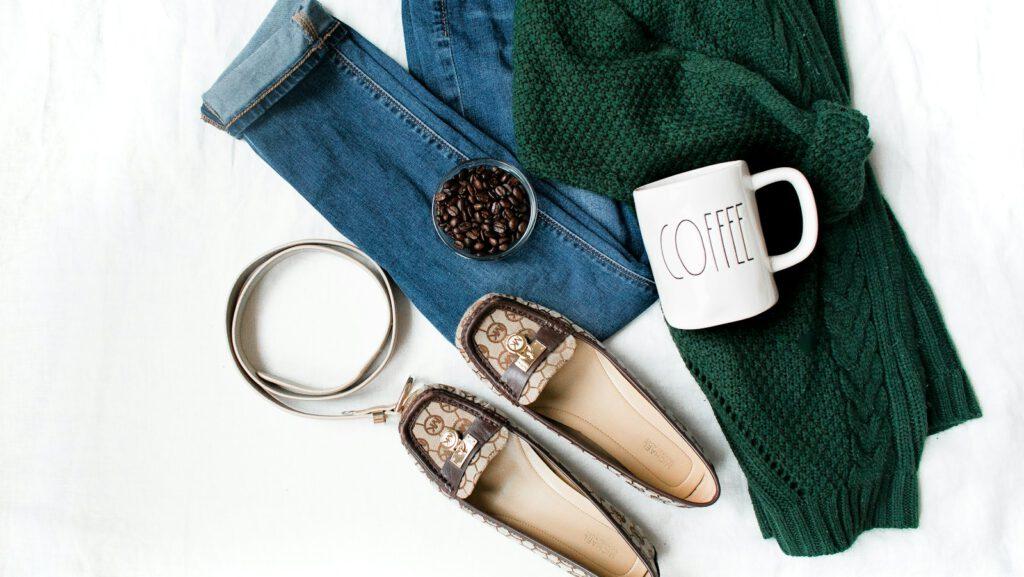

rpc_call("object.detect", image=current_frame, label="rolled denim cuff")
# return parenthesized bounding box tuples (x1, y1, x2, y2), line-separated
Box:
(200, 0, 343, 138)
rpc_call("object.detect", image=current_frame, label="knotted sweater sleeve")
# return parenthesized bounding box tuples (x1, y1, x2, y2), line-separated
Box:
(512, 0, 872, 221)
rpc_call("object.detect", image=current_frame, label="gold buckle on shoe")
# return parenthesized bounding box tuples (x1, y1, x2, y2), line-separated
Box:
(440, 427, 478, 467)
(505, 334, 546, 371)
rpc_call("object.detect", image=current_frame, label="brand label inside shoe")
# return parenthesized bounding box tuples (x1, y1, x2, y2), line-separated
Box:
(643, 438, 676, 469)
(583, 532, 619, 560)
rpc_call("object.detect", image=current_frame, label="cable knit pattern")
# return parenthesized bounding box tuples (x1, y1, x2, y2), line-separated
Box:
(512, 0, 981, 556)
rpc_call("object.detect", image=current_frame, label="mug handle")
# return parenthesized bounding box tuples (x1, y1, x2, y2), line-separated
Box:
(750, 168, 819, 273)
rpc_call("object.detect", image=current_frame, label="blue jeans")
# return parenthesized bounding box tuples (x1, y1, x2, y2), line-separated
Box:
(201, 0, 655, 340)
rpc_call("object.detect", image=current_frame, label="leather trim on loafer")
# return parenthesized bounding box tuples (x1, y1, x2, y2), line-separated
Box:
(458, 294, 579, 405)
(399, 386, 507, 498)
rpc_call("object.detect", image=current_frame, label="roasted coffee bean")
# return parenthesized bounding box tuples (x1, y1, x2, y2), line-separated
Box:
(434, 163, 533, 257)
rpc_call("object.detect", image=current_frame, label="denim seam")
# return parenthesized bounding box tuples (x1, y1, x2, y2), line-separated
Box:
(538, 212, 656, 288)
(205, 105, 225, 123)
(438, 0, 451, 37)
(292, 10, 319, 41)
(201, 114, 224, 129)
(222, 21, 342, 131)
(435, 0, 466, 116)
(329, 46, 467, 161)
(201, 103, 227, 129)
(328, 42, 651, 288)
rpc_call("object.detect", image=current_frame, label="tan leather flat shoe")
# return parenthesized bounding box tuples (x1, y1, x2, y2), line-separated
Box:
(400, 385, 659, 577)
(456, 294, 719, 507)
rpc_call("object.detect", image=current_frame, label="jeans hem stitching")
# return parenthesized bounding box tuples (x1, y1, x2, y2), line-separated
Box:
(291, 10, 319, 41)
(201, 113, 225, 129)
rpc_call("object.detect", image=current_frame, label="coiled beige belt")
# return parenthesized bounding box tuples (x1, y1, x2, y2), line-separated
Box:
(226, 240, 411, 421)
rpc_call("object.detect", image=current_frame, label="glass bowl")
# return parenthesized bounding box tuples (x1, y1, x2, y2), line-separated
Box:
(432, 158, 538, 261)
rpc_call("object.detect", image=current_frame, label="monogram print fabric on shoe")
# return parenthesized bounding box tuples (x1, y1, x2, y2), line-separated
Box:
(409, 395, 509, 499)
(468, 304, 577, 405)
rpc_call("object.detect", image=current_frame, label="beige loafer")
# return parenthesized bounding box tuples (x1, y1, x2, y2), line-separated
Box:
(456, 294, 720, 507)
(400, 385, 659, 577)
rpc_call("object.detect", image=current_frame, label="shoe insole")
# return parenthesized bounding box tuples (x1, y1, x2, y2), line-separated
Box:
(467, 436, 649, 577)
(532, 342, 715, 504)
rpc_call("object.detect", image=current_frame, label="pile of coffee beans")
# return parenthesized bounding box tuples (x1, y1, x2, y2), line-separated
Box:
(434, 164, 532, 258)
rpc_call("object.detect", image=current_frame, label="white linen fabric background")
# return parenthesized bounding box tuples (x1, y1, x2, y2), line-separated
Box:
(1, 1, 1022, 575)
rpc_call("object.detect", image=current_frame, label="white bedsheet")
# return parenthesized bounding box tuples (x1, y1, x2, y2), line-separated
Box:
(1, 1, 1022, 575)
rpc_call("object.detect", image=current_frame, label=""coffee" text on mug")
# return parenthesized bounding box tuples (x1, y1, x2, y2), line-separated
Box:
(658, 203, 754, 279)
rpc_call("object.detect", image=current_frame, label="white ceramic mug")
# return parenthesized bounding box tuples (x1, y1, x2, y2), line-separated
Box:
(634, 160, 818, 330)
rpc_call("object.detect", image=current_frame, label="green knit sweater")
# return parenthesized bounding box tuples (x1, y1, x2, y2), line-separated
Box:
(512, 0, 981, 556)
